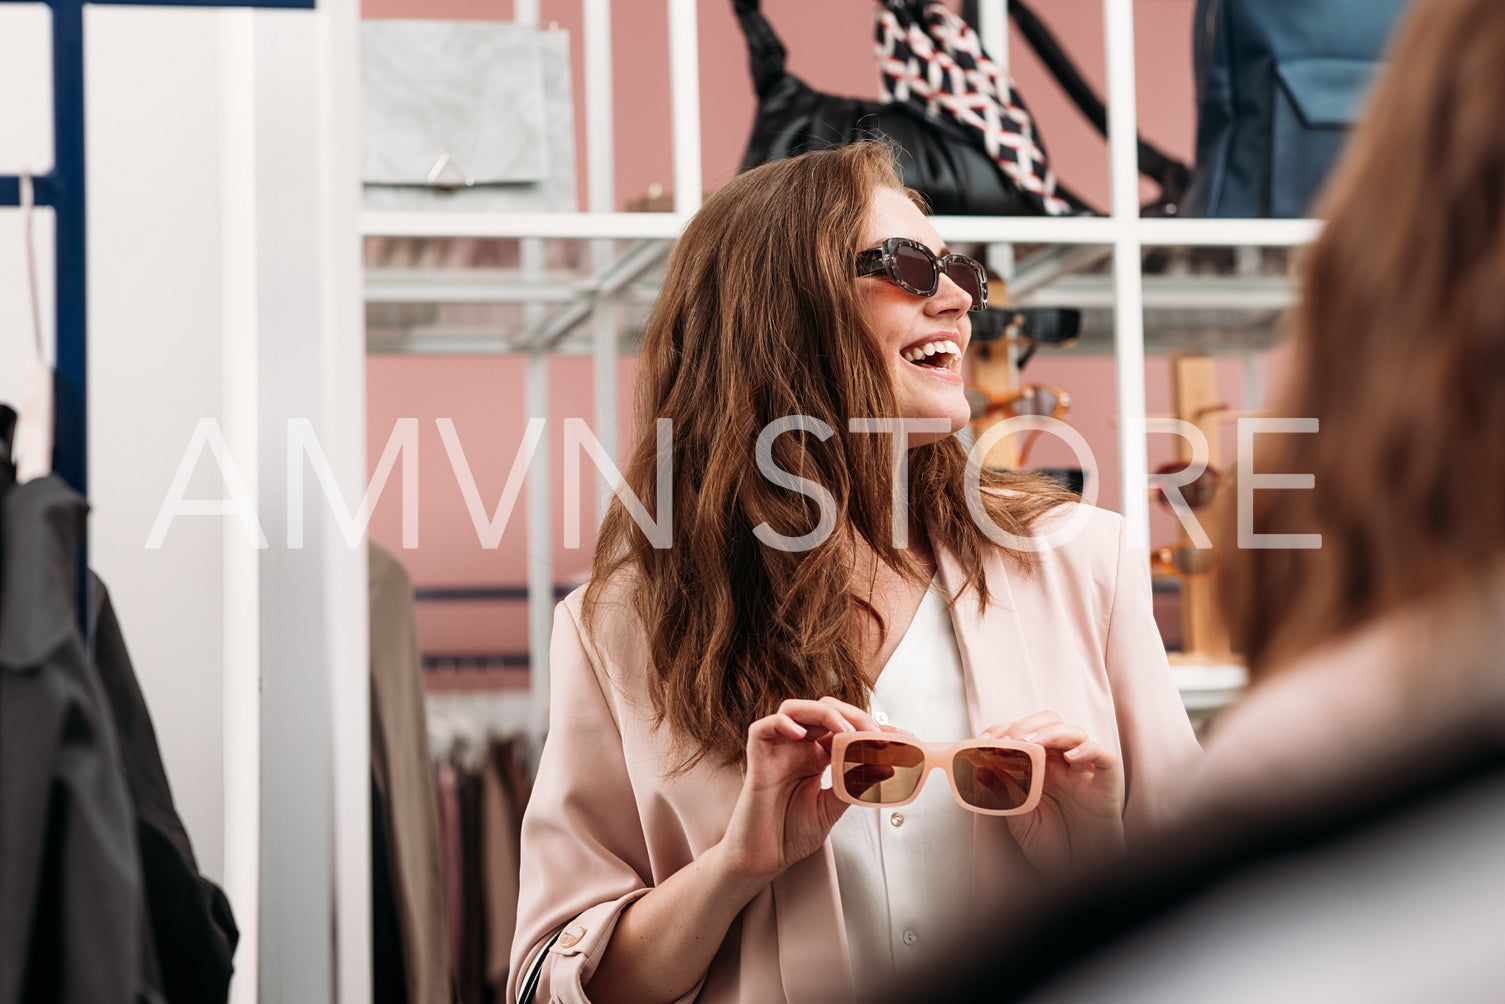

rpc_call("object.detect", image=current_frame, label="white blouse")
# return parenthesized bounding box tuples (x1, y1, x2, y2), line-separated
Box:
(828, 579, 976, 997)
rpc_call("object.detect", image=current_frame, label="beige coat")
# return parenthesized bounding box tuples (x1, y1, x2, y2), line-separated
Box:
(508, 505, 1202, 1004)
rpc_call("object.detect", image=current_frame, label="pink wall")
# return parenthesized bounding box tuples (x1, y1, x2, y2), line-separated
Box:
(365, 356, 637, 655)
(362, 0, 1282, 658)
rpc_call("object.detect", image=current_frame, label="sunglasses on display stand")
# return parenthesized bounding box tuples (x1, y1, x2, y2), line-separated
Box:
(964, 382, 1072, 470)
(968, 306, 1082, 369)
(1149, 460, 1223, 513)
(1151, 543, 1215, 579)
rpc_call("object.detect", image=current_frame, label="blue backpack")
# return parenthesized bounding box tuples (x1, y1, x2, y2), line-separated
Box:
(1182, 0, 1412, 218)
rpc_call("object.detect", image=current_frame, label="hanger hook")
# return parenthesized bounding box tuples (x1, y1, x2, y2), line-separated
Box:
(20, 172, 44, 361)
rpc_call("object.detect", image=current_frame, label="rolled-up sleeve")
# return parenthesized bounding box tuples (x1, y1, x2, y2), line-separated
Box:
(507, 598, 703, 1004)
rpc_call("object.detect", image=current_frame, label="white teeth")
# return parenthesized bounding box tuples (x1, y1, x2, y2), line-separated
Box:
(904, 339, 963, 364)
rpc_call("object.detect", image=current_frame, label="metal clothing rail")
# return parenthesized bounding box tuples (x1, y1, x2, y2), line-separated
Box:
(0, 0, 315, 628)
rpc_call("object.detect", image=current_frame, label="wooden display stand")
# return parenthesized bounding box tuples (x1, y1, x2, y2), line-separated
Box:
(965, 279, 1022, 470)
(1164, 351, 1234, 661)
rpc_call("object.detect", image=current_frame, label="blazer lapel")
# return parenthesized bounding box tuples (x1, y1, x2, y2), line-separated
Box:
(936, 546, 1045, 734)
(937, 546, 1048, 900)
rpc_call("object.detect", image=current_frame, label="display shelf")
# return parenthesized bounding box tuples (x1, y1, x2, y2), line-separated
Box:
(361, 211, 1323, 248)
(363, 209, 689, 240)
(357, 0, 1321, 720)
(1169, 658, 1249, 713)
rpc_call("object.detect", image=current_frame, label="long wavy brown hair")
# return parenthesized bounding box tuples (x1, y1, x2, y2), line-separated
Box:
(584, 142, 1072, 769)
(1217, 0, 1505, 677)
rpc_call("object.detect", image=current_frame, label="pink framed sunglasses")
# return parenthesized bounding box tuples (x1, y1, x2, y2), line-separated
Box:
(829, 732, 1045, 816)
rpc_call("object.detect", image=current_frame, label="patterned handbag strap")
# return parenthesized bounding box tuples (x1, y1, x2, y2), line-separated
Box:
(876, 0, 1073, 216)
(998, 0, 1190, 205)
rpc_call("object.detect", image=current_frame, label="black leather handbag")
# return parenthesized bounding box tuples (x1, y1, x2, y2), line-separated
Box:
(735, 0, 1192, 216)
(733, 0, 1086, 216)
(1181, 0, 1410, 218)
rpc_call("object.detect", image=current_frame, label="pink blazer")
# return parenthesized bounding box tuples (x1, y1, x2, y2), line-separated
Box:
(508, 505, 1201, 1004)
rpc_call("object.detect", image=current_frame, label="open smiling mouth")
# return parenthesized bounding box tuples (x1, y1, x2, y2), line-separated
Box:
(902, 338, 963, 374)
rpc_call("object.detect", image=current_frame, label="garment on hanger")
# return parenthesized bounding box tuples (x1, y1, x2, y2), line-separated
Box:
(425, 713, 535, 1001)
(0, 472, 148, 1004)
(89, 577, 238, 1004)
(372, 774, 409, 1004)
(436, 762, 464, 994)
(481, 737, 531, 995)
(0, 466, 237, 1004)
(369, 543, 450, 1004)
(456, 769, 486, 1004)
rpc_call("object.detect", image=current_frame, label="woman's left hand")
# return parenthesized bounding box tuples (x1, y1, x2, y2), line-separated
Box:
(980, 711, 1125, 876)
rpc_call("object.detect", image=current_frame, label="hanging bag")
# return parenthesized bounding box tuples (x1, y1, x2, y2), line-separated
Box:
(1180, 0, 1410, 218)
(735, 0, 1192, 215)
(733, 0, 1084, 215)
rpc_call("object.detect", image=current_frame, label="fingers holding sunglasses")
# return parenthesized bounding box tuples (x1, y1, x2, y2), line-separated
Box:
(726, 698, 882, 882)
(981, 715, 1118, 773)
(816, 696, 890, 735)
(1058, 739, 1118, 773)
(749, 698, 855, 742)
(978, 709, 1068, 743)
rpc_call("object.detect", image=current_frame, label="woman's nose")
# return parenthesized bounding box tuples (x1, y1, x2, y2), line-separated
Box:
(931, 271, 975, 312)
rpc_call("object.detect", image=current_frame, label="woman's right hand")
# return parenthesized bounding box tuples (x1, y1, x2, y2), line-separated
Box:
(714, 697, 885, 883)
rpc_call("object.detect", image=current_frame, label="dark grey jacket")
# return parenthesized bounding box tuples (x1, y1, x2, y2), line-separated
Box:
(0, 471, 235, 1003)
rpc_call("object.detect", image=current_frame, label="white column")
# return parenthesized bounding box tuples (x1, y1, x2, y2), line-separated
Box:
(668, 0, 701, 216)
(526, 351, 552, 737)
(251, 3, 368, 1001)
(584, 0, 618, 526)
(219, 13, 260, 1004)
(1104, 0, 1148, 549)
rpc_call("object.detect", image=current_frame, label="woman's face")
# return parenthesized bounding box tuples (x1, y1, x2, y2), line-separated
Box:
(856, 187, 974, 443)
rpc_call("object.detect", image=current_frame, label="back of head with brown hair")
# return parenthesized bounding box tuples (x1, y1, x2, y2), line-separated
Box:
(1218, 0, 1505, 676)
(585, 142, 1071, 769)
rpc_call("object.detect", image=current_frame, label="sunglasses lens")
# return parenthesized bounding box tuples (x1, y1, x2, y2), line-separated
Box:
(1168, 545, 1214, 576)
(840, 739, 926, 805)
(951, 747, 1035, 812)
(890, 242, 939, 296)
(943, 258, 986, 310)
(1184, 468, 1221, 509)
(1153, 462, 1221, 510)
(1013, 388, 1059, 417)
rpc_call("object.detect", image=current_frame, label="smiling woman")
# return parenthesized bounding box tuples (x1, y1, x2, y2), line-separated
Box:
(508, 142, 1201, 1004)
(856, 189, 982, 440)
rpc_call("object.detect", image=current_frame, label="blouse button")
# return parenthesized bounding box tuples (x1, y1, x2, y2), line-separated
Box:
(889, 812, 904, 827)
(873, 711, 890, 726)
(902, 929, 919, 946)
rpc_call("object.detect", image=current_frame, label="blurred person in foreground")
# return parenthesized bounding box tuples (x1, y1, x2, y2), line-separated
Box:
(907, 0, 1505, 998)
